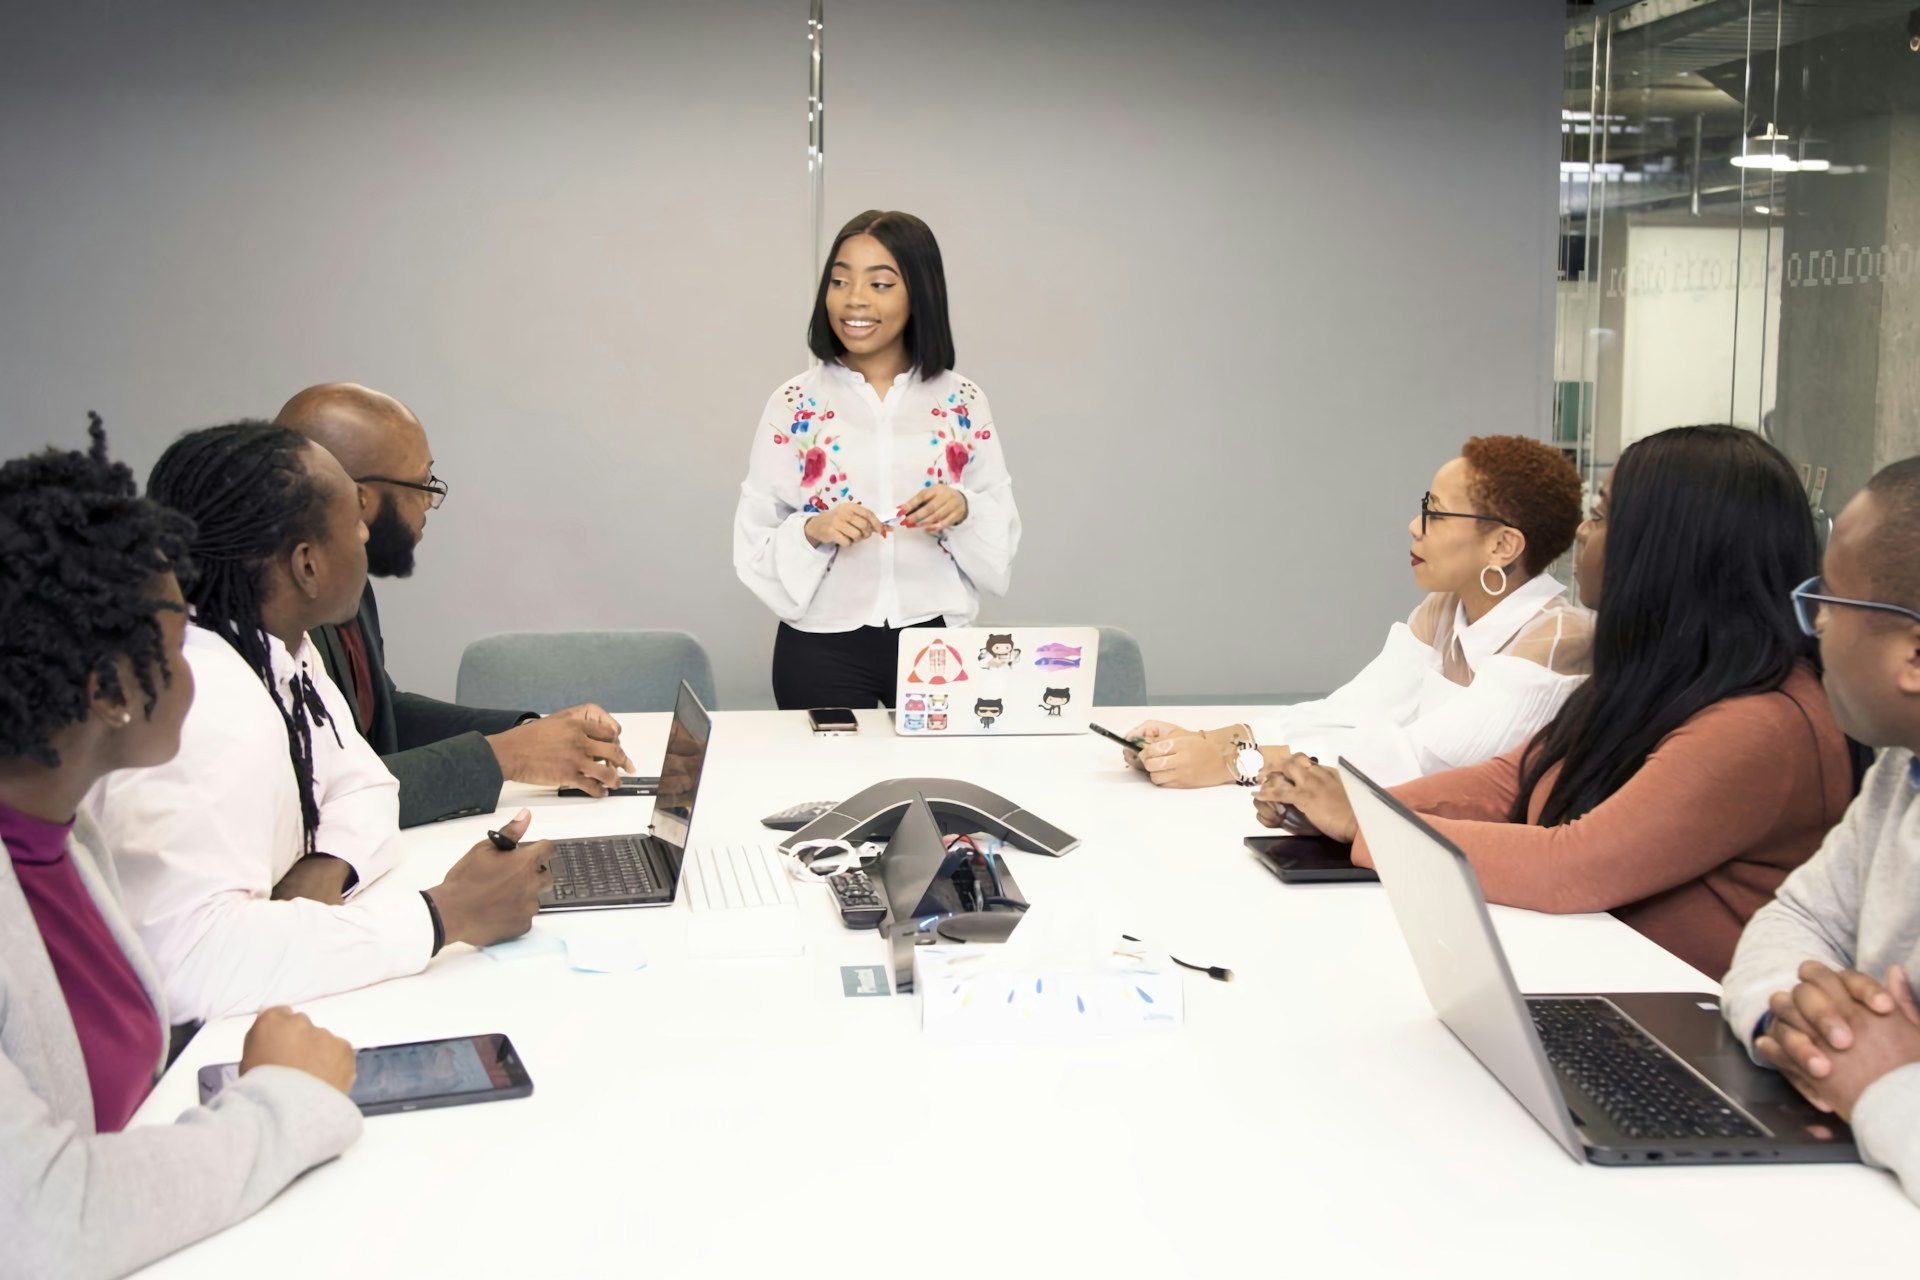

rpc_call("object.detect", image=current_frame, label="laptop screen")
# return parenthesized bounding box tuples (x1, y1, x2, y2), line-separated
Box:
(649, 681, 711, 858)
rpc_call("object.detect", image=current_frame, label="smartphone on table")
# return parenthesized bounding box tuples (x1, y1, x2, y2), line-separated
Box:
(559, 775, 658, 798)
(198, 1032, 533, 1116)
(807, 707, 860, 735)
(1244, 835, 1378, 884)
(1089, 722, 1147, 751)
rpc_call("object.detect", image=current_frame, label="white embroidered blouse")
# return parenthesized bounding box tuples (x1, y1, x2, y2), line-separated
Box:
(1264, 572, 1593, 786)
(732, 362, 1021, 633)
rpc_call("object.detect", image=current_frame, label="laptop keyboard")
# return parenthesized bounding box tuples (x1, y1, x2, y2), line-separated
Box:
(1527, 998, 1763, 1142)
(548, 836, 664, 902)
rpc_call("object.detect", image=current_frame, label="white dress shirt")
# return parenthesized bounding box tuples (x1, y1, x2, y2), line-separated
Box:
(1262, 573, 1592, 786)
(733, 363, 1021, 632)
(84, 624, 431, 1023)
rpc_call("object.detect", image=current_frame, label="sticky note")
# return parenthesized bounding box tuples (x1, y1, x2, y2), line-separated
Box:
(566, 936, 649, 973)
(482, 929, 567, 962)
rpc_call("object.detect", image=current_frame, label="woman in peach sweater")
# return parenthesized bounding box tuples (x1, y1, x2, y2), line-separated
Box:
(1260, 426, 1858, 979)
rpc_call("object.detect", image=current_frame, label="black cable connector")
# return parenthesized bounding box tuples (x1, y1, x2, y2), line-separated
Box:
(1122, 933, 1233, 983)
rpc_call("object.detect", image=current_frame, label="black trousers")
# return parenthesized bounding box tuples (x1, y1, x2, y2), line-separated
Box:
(771, 618, 947, 710)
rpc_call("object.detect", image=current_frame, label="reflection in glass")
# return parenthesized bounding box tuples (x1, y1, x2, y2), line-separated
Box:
(1556, 1, 1920, 525)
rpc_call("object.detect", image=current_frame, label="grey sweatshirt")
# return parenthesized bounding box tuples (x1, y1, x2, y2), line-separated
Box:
(1723, 747, 1920, 1205)
(1, 816, 363, 1280)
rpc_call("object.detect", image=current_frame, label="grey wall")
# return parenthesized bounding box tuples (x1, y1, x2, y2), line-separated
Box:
(0, 0, 1562, 708)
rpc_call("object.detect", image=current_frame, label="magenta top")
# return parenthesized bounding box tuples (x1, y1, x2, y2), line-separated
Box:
(2, 802, 163, 1132)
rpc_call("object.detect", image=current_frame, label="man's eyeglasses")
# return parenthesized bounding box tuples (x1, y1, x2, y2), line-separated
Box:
(355, 474, 449, 510)
(1790, 576, 1920, 637)
(1419, 492, 1515, 539)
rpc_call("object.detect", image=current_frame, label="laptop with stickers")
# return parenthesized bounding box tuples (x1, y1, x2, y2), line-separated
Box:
(892, 626, 1099, 736)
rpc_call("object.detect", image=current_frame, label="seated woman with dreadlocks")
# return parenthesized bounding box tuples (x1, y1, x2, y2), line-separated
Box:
(0, 419, 362, 1279)
(85, 422, 554, 1026)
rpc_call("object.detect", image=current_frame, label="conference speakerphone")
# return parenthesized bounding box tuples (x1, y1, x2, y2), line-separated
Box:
(777, 777, 1079, 858)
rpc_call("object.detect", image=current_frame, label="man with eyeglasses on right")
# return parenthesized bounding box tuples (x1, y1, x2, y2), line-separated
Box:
(1722, 454, 1920, 1206)
(276, 384, 632, 830)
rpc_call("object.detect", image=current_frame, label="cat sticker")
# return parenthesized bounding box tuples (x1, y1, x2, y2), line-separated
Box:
(977, 633, 1021, 669)
(1038, 687, 1072, 716)
(975, 697, 1005, 729)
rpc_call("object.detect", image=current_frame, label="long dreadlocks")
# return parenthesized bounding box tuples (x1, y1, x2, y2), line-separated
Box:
(146, 422, 342, 855)
(0, 415, 195, 767)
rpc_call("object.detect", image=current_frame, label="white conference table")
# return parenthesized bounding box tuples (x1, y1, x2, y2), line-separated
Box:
(135, 707, 1920, 1279)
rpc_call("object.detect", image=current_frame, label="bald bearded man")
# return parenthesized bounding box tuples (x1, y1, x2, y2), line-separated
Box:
(275, 384, 633, 827)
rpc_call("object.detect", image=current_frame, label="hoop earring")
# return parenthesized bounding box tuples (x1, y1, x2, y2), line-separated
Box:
(1480, 564, 1509, 597)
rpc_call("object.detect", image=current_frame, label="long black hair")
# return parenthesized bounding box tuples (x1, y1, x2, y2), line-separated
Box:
(1513, 425, 1819, 826)
(0, 415, 195, 767)
(147, 422, 339, 854)
(806, 210, 956, 375)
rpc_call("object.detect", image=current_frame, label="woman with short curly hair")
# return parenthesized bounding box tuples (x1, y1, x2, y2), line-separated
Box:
(1125, 435, 1590, 789)
(0, 418, 363, 1279)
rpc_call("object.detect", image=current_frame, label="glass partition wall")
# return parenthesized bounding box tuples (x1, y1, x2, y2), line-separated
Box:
(1558, 0, 1920, 534)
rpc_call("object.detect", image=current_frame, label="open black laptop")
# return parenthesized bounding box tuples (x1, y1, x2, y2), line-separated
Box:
(539, 681, 709, 912)
(1343, 757, 1856, 1167)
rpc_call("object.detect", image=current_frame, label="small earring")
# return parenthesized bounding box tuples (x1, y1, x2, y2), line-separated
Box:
(1480, 564, 1509, 597)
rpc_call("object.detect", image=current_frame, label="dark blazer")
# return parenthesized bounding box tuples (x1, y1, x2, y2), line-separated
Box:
(310, 584, 530, 829)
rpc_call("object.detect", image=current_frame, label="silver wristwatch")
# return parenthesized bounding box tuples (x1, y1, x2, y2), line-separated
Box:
(1230, 737, 1263, 787)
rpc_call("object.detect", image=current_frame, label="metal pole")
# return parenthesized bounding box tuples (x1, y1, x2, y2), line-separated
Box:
(807, 0, 826, 309)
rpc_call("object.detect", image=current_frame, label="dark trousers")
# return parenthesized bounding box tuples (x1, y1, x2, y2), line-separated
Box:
(772, 618, 946, 710)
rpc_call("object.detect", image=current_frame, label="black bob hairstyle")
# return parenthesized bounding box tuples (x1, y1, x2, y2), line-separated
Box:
(1513, 424, 1821, 827)
(806, 210, 955, 376)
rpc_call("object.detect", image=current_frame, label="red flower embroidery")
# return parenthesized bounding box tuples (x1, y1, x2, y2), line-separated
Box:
(801, 447, 828, 488)
(977, 430, 991, 441)
(946, 441, 970, 481)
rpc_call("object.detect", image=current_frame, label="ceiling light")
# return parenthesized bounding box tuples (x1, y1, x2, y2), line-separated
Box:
(1754, 205, 1773, 214)
(1732, 154, 1798, 170)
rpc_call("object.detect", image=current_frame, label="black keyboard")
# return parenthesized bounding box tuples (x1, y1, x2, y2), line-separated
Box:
(548, 836, 664, 902)
(1527, 998, 1763, 1142)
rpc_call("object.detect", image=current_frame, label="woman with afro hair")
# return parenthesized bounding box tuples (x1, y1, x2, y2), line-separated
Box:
(0, 418, 362, 1279)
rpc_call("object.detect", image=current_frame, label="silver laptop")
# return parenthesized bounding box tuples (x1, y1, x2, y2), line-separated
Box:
(893, 625, 1099, 736)
(1343, 757, 1857, 1167)
(538, 681, 709, 912)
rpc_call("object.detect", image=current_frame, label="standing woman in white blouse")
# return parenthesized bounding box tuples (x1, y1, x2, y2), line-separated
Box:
(1126, 435, 1591, 789)
(734, 210, 1020, 709)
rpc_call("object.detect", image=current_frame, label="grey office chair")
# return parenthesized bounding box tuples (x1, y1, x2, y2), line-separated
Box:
(455, 630, 718, 714)
(1092, 625, 1147, 705)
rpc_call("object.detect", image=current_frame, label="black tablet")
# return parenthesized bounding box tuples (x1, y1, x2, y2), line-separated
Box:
(198, 1032, 533, 1116)
(1244, 835, 1378, 883)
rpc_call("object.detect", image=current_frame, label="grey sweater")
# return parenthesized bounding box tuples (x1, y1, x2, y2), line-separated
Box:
(1723, 747, 1920, 1205)
(0, 815, 363, 1280)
